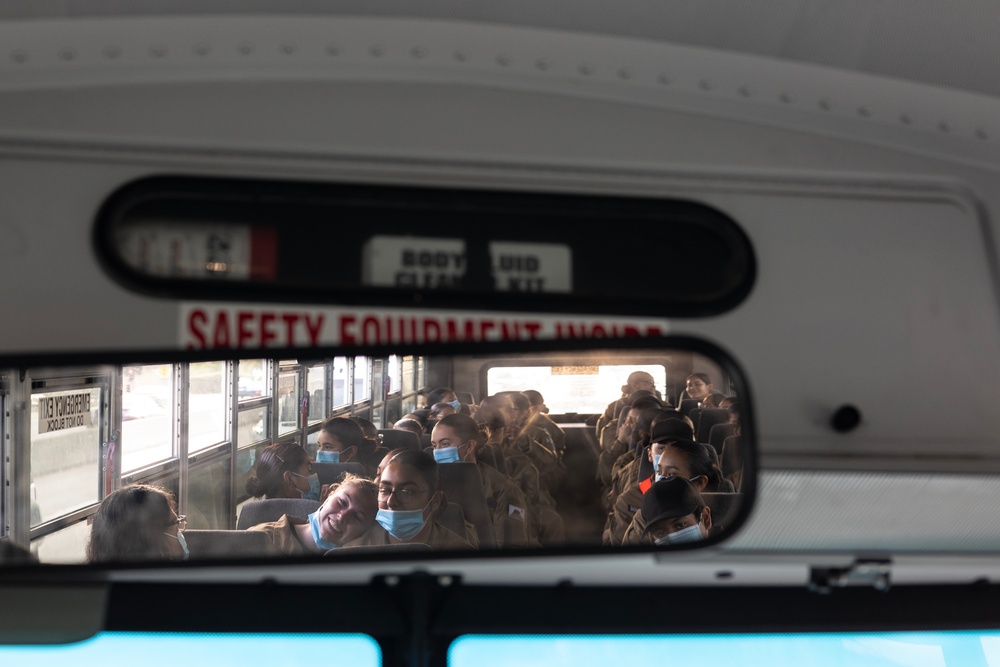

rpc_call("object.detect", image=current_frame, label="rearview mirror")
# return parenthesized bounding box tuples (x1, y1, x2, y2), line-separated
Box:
(7, 339, 753, 566)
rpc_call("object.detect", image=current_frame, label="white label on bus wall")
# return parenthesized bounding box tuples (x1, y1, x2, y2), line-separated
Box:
(362, 236, 571, 293)
(37, 393, 93, 434)
(181, 303, 669, 350)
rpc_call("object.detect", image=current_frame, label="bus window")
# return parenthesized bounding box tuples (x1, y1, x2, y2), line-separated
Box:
(486, 364, 671, 415)
(121, 364, 172, 472)
(31, 386, 104, 525)
(188, 361, 228, 453)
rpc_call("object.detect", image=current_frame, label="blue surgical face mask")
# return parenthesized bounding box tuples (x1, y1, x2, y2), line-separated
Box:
(308, 510, 339, 551)
(652, 453, 662, 470)
(292, 471, 322, 501)
(317, 450, 340, 463)
(164, 531, 190, 561)
(658, 523, 704, 546)
(375, 506, 427, 541)
(433, 446, 461, 464)
(448, 399, 461, 411)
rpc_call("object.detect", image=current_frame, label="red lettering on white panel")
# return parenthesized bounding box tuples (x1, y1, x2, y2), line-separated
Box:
(181, 303, 669, 350)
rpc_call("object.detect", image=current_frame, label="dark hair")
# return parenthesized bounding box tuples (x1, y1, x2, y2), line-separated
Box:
(322, 417, 366, 451)
(350, 416, 379, 441)
(380, 449, 440, 492)
(507, 392, 530, 411)
(245, 442, 309, 498)
(636, 407, 665, 434)
(394, 418, 424, 438)
(473, 400, 507, 434)
(429, 402, 458, 419)
(521, 389, 544, 406)
(662, 441, 724, 492)
(687, 373, 712, 385)
(435, 413, 482, 445)
(407, 409, 431, 427)
(426, 387, 456, 407)
(631, 395, 663, 411)
(86, 484, 177, 562)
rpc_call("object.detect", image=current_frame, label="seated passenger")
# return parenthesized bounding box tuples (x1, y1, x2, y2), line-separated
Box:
(393, 418, 425, 441)
(680, 373, 726, 410)
(431, 413, 538, 548)
(602, 418, 697, 545)
(87, 483, 189, 562)
(347, 450, 474, 550)
(521, 390, 566, 457)
(626, 476, 714, 545)
(506, 392, 564, 497)
(246, 442, 321, 501)
(427, 401, 458, 433)
(479, 394, 558, 509)
(426, 387, 464, 415)
(654, 438, 731, 494)
(720, 400, 745, 492)
(597, 371, 658, 437)
(0, 538, 36, 565)
(605, 405, 669, 506)
(416, 387, 430, 410)
(317, 417, 379, 476)
(472, 398, 512, 472)
(597, 396, 672, 508)
(597, 393, 664, 491)
(248, 475, 378, 556)
(351, 416, 388, 457)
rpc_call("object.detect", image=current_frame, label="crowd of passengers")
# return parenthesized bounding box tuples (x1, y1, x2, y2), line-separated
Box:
(82, 374, 745, 562)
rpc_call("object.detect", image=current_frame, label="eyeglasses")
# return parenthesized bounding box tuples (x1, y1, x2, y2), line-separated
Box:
(378, 486, 430, 503)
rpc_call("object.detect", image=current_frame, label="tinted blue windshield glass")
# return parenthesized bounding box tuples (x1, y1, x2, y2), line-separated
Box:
(0, 632, 380, 665)
(451, 633, 1000, 667)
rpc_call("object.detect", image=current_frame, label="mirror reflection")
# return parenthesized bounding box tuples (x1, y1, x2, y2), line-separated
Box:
(5, 347, 748, 564)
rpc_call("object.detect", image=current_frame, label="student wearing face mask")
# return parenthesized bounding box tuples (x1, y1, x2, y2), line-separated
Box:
(248, 475, 378, 556)
(87, 484, 189, 562)
(619, 437, 731, 545)
(597, 391, 664, 489)
(602, 418, 698, 546)
(347, 450, 473, 550)
(603, 405, 675, 511)
(245, 442, 321, 501)
(431, 414, 538, 548)
(425, 387, 464, 416)
(636, 477, 714, 546)
(316, 417, 380, 477)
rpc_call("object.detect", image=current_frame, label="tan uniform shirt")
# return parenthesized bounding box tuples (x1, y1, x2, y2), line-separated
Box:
(602, 485, 644, 546)
(605, 451, 643, 509)
(479, 460, 537, 547)
(346, 521, 474, 550)
(621, 510, 649, 546)
(247, 514, 313, 556)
